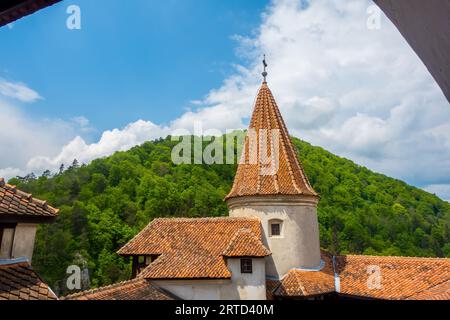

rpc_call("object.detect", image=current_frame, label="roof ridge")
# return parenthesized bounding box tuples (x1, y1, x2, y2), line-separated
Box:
(117, 216, 263, 258)
(403, 278, 450, 300)
(255, 86, 265, 194)
(266, 90, 280, 194)
(152, 216, 260, 222)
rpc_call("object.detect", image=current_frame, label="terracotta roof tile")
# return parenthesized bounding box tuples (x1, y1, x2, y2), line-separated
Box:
(266, 279, 281, 300)
(62, 278, 176, 300)
(226, 83, 317, 200)
(0, 178, 58, 218)
(139, 252, 231, 279)
(118, 217, 269, 279)
(0, 259, 57, 300)
(335, 255, 450, 300)
(274, 253, 335, 297)
(406, 280, 450, 300)
(222, 228, 271, 257)
(272, 254, 450, 300)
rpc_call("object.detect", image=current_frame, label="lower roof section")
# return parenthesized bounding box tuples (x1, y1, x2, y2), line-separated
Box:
(0, 258, 58, 300)
(270, 252, 450, 300)
(62, 277, 177, 300)
(117, 217, 269, 280)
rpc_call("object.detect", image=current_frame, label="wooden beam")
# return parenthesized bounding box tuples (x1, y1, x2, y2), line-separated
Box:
(0, 0, 62, 28)
(131, 256, 138, 279)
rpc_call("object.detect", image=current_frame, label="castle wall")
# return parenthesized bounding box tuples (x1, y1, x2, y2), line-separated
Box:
(154, 258, 266, 300)
(227, 196, 321, 278)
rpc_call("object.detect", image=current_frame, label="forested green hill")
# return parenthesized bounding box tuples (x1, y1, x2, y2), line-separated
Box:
(9, 135, 450, 294)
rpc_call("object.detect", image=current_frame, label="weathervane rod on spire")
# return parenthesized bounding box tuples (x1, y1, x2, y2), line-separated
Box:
(262, 54, 268, 83)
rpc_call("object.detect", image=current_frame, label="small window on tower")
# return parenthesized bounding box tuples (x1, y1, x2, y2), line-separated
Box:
(271, 223, 280, 236)
(269, 219, 283, 237)
(241, 258, 253, 273)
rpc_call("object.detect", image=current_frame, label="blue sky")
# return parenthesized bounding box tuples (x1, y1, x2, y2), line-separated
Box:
(0, 0, 267, 135)
(1, 0, 449, 201)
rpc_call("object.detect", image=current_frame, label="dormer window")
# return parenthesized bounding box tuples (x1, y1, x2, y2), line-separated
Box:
(269, 219, 283, 237)
(132, 255, 159, 278)
(240, 258, 253, 273)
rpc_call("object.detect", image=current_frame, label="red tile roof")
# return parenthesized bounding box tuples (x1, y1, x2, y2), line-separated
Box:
(0, 258, 57, 300)
(270, 253, 450, 300)
(335, 255, 450, 300)
(118, 217, 270, 279)
(62, 278, 177, 300)
(222, 228, 271, 257)
(273, 253, 335, 297)
(405, 280, 450, 300)
(226, 82, 318, 200)
(266, 279, 281, 300)
(0, 178, 59, 219)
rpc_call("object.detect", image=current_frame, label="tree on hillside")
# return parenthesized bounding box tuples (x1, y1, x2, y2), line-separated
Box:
(10, 134, 450, 293)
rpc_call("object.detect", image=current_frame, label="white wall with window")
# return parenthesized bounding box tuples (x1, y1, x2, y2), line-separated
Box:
(268, 219, 283, 237)
(154, 257, 267, 300)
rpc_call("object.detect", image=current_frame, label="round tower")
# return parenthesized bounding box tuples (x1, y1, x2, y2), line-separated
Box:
(225, 80, 321, 278)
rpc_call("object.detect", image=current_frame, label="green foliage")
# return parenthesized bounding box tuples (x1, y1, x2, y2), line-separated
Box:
(11, 135, 450, 294)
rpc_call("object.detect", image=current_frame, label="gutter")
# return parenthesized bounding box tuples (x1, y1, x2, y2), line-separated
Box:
(332, 255, 340, 293)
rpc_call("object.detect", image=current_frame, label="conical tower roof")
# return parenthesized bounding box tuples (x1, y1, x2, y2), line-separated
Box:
(225, 82, 318, 200)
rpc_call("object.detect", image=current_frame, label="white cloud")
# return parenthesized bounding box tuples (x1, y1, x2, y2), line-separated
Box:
(70, 116, 95, 133)
(170, 0, 450, 197)
(26, 120, 170, 173)
(0, 167, 24, 180)
(0, 79, 42, 102)
(1, 0, 450, 202)
(71, 116, 90, 128)
(0, 100, 76, 173)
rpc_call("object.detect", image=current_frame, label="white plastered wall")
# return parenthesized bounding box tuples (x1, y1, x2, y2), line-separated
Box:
(11, 223, 37, 262)
(154, 258, 266, 300)
(227, 196, 321, 278)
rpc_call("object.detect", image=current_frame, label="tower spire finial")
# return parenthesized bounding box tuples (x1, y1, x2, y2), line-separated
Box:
(262, 54, 268, 83)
